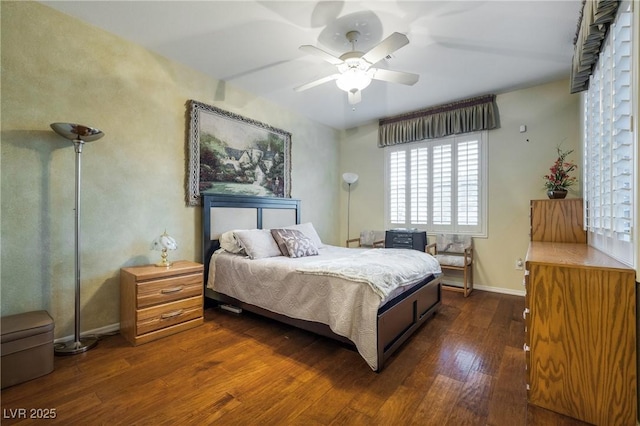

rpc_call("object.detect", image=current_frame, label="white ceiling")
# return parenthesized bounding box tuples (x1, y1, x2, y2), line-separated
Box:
(41, 1, 583, 130)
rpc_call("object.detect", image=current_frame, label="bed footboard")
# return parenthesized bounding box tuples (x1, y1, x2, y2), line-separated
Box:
(376, 275, 442, 371)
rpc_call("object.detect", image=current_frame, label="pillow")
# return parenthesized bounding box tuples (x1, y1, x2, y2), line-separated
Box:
(270, 229, 290, 256)
(271, 228, 318, 258)
(233, 229, 282, 259)
(436, 234, 472, 254)
(283, 222, 325, 248)
(219, 230, 244, 254)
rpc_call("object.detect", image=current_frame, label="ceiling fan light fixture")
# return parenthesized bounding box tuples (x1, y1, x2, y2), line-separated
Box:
(336, 68, 372, 93)
(298, 30, 415, 104)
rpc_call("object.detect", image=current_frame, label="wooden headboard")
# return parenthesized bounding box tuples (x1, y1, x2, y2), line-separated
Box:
(202, 194, 301, 279)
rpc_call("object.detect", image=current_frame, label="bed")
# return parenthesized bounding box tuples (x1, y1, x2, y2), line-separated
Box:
(202, 194, 442, 371)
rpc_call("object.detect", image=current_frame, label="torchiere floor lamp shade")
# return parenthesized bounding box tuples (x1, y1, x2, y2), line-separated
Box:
(50, 123, 104, 355)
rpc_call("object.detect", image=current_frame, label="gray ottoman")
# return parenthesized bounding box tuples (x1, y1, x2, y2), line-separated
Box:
(1, 310, 54, 389)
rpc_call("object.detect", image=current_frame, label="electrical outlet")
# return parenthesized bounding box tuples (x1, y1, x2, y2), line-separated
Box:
(515, 258, 524, 270)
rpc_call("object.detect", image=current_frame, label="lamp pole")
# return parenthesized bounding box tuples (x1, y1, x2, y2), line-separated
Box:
(342, 173, 359, 245)
(50, 123, 103, 355)
(347, 182, 352, 243)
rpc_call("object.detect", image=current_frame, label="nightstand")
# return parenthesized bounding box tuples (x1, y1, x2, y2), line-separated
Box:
(120, 260, 203, 346)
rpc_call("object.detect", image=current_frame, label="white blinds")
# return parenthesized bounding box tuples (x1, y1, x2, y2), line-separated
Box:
(457, 140, 480, 226)
(432, 143, 452, 226)
(389, 150, 406, 224)
(410, 147, 429, 224)
(584, 1, 634, 266)
(385, 131, 487, 235)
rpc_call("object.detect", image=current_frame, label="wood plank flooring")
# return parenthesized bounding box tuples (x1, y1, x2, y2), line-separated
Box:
(1, 290, 589, 425)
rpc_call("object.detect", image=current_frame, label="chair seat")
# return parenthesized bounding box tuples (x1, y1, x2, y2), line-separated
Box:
(428, 233, 474, 297)
(435, 254, 471, 267)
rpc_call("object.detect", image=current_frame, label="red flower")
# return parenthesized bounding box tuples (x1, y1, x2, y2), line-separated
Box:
(543, 148, 577, 190)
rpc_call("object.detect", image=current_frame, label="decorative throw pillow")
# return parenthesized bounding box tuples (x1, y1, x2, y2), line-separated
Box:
(436, 234, 471, 253)
(283, 223, 325, 248)
(271, 228, 318, 258)
(270, 229, 291, 256)
(233, 229, 282, 259)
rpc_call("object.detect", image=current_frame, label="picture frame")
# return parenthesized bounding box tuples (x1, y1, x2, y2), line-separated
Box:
(186, 100, 291, 206)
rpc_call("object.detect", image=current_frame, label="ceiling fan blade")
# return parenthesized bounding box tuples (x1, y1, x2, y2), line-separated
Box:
(294, 74, 340, 92)
(348, 90, 362, 105)
(299, 45, 344, 66)
(372, 68, 419, 86)
(362, 32, 410, 65)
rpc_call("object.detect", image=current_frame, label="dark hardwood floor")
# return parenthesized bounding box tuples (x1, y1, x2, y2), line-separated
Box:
(1, 290, 588, 425)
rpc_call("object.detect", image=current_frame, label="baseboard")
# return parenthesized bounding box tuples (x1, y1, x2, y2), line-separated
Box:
(473, 284, 525, 297)
(54, 322, 120, 344)
(442, 281, 525, 297)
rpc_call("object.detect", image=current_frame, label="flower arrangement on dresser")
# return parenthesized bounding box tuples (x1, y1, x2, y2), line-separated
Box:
(543, 147, 577, 199)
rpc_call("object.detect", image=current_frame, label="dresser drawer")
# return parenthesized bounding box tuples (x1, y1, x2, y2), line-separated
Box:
(136, 296, 202, 336)
(137, 273, 202, 308)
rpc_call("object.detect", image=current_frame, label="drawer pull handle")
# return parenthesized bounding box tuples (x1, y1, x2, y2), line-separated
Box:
(161, 309, 184, 320)
(523, 343, 530, 352)
(522, 308, 530, 319)
(161, 286, 184, 294)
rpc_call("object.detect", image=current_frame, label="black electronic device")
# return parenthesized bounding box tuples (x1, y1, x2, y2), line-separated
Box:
(384, 229, 427, 251)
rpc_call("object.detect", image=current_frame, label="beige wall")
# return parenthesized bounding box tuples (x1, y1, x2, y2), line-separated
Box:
(0, 1, 340, 337)
(339, 79, 581, 293)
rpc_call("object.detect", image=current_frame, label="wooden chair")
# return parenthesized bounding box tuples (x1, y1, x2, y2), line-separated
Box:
(346, 230, 385, 248)
(426, 234, 473, 297)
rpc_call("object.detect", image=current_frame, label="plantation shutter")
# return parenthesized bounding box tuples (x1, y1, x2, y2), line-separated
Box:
(385, 131, 486, 235)
(410, 147, 429, 224)
(457, 138, 480, 226)
(584, 1, 634, 266)
(432, 143, 452, 226)
(388, 150, 406, 224)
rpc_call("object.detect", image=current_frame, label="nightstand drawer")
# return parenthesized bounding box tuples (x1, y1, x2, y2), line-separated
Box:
(136, 296, 202, 336)
(137, 273, 202, 308)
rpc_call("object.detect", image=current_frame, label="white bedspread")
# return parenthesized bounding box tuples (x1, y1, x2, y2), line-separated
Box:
(208, 245, 441, 370)
(296, 248, 441, 300)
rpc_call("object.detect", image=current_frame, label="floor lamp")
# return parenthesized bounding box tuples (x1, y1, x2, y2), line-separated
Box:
(50, 122, 104, 355)
(342, 172, 358, 244)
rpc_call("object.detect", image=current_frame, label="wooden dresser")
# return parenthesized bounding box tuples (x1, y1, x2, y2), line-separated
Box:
(524, 200, 637, 425)
(120, 260, 203, 346)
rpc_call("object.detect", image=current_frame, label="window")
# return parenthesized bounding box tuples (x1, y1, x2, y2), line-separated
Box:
(583, 0, 634, 266)
(385, 131, 487, 236)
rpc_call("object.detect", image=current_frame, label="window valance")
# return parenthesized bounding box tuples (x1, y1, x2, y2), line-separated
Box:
(570, 0, 620, 94)
(378, 94, 499, 147)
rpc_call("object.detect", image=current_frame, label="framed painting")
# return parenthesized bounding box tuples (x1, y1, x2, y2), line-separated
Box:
(187, 100, 291, 205)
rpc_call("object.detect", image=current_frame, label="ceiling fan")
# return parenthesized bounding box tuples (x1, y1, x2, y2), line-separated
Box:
(295, 31, 419, 105)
